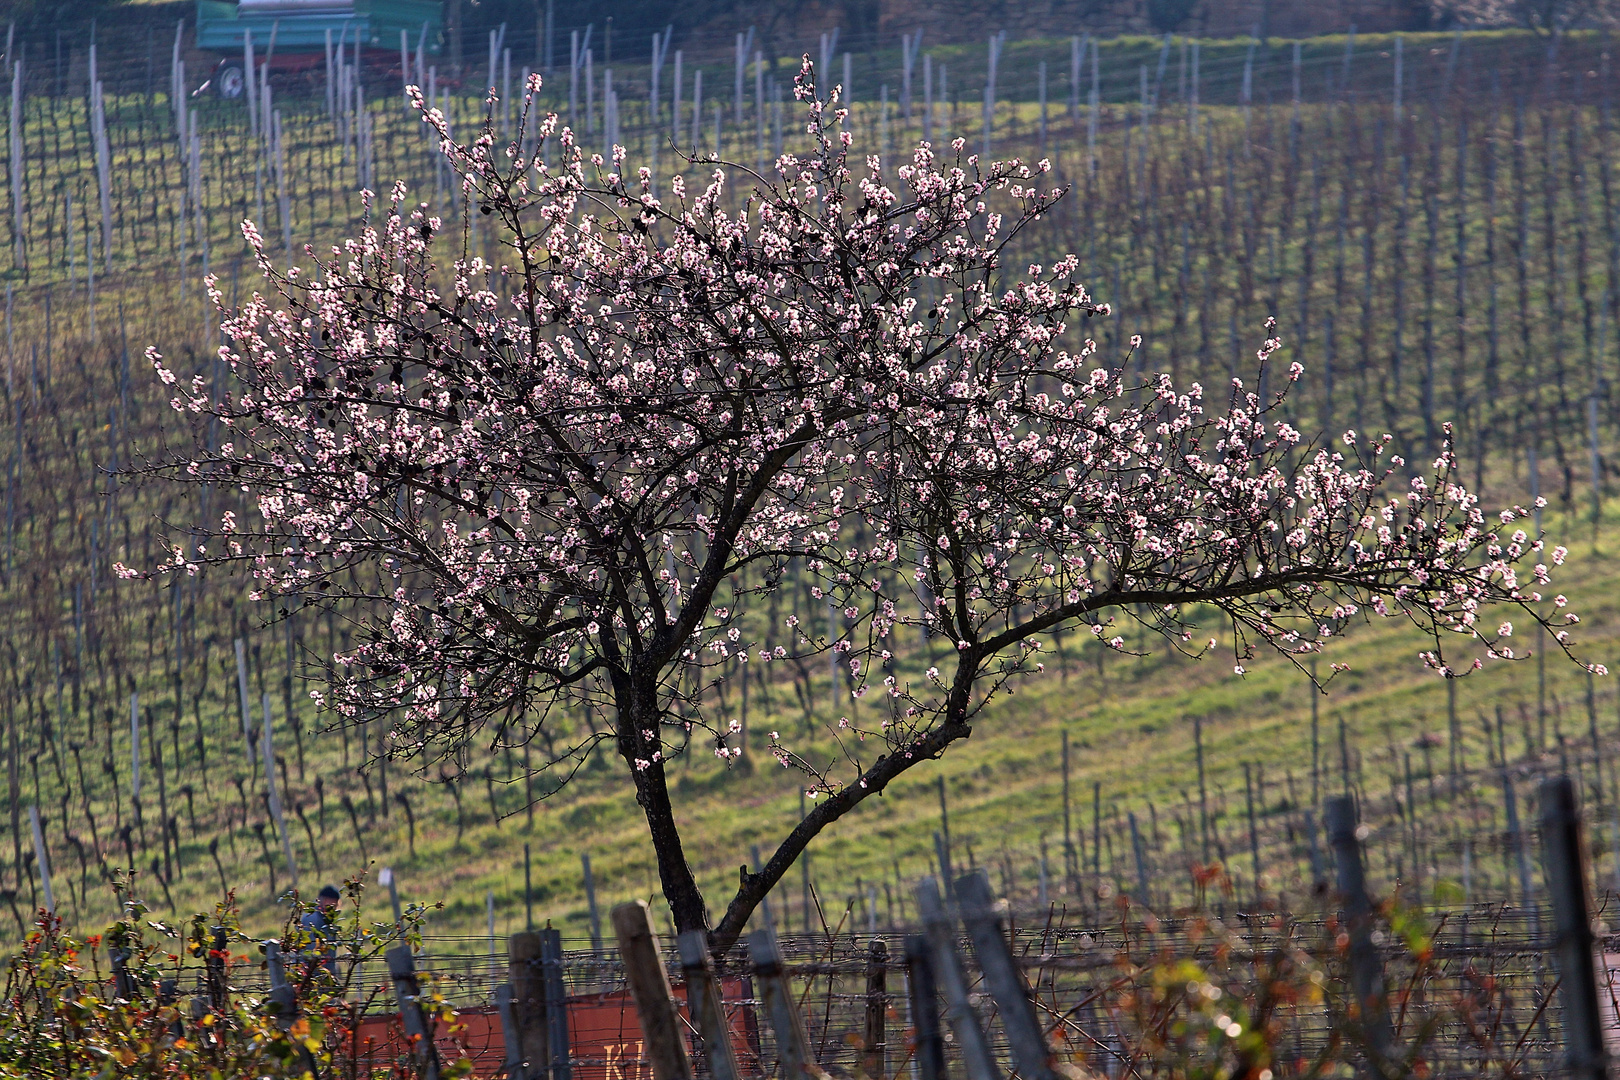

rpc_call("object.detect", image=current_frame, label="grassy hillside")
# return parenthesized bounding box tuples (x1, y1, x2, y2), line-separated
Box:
(16, 490, 1615, 954)
(0, 29, 1617, 955)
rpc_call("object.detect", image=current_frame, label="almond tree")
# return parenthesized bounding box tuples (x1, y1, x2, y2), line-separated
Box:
(130, 65, 1596, 953)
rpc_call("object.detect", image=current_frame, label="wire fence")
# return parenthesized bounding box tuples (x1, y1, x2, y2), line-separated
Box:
(193, 896, 1620, 1079)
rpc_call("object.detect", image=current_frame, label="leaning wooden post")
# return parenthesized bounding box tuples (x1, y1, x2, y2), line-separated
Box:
(677, 929, 742, 1080)
(915, 878, 1001, 1080)
(747, 928, 826, 1080)
(387, 944, 443, 1080)
(1324, 795, 1394, 1074)
(1539, 776, 1608, 1080)
(496, 984, 524, 1079)
(903, 934, 946, 1080)
(610, 901, 691, 1080)
(956, 872, 1059, 1080)
(508, 931, 547, 1080)
(861, 938, 888, 1080)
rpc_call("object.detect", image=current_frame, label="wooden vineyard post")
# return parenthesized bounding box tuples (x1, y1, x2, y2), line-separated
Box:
(1325, 795, 1394, 1074)
(956, 872, 1058, 1080)
(747, 928, 826, 1080)
(1539, 776, 1608, 1080)
(861, 938, 888, 1080)
(611, 901, 691, 1080)
(508, 930, 547, 1080)
(387, 944, 443, 1080)
(677, 929, 741, 1080)
(915, 878, 1001, 1080)
(904, 934, 946, 1080)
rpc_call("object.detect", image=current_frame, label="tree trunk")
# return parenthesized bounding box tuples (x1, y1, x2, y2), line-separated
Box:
(618, 678, 707, 934)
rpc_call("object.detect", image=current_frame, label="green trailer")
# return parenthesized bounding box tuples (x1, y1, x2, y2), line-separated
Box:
(195, 0, 443, 98)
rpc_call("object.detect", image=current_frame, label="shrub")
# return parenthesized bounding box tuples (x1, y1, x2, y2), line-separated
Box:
(0, 873, 462, 1079)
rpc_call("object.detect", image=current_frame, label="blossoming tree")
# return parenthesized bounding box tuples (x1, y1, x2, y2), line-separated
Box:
(134, 67, 1594, 952)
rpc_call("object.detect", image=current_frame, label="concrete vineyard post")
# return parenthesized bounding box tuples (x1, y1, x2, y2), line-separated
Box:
(234, 638, 254, 771)
(1038, 61, 1047, 158)
(1539, 776, 1608, 1080)
(541, 927, 571, 1080)
(1501, 769, 1538, 926)
(904, 934, 945, 1080)
(1188, 40, 1199, 134)
(754, 49, 764, 170)
(733, 32, 745, 127)
(981, 33, 1002, 159)
(261, 692, 297, 889)
(581, 851, 603, 954)
(922, 53, 933, 145)
(8, 59, 19, 272)
(748, 928, 824, 1080)
(861, 938, 888, 1080)
(1244, 762, 1261, 903)
(129, 692, 139, 802)
(1062, 730, 1076, 894)
(1325, 795, 1394, 1071)
(956, 872, 1057, 1080)
(915, 877, 1000, 1080)
(750, 844, 775, 933)
(27, 805, 51, 912)
(496, 984, 524, 1078)
(387, 944, 442, 1080)
(676, 929, 741, 1080)
(1069, 36, 1081, 122)
(1088, 39, 1099, 172)
(1130, 810, 1150, 902)
(1394, 34, 1403, 119)
(613, 900, 691, 1080)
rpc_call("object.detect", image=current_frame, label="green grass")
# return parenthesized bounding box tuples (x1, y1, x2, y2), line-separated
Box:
(27, 494, 1611, 954)
(2, 31, 1618, 955)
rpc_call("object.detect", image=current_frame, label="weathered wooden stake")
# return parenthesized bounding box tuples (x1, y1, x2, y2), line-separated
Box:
(508, 930, 546, 1080)
(612, 901, 691, 1080)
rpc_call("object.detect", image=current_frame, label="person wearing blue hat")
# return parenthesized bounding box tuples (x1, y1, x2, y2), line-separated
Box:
(300, 884, 343, 978)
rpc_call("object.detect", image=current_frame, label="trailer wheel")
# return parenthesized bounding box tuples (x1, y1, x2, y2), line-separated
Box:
(214, 60, 246, 100)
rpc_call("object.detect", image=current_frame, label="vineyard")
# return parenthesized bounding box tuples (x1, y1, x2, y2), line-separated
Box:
(0, 6, 1616, 987)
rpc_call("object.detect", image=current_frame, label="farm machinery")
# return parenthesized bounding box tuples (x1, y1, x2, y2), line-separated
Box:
(194, 0, 444, 98)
